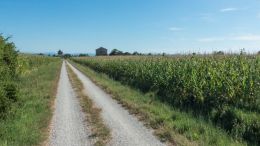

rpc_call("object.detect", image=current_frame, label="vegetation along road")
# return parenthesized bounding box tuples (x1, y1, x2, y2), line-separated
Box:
(67, 61, 165, 146)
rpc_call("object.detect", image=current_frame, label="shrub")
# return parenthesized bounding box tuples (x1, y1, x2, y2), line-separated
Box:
(0, 35, 18, 118)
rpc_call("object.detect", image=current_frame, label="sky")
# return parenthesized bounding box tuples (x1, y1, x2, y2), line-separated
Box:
(0, 0, 260, 54)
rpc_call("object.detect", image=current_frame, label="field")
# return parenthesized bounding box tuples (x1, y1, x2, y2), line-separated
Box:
(71, 55, 260, 145)
(0, 35, 62, 146)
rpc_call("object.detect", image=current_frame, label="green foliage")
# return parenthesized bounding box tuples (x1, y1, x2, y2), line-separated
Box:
(0, 35, 18, 118)
(57, 50, 63, 56)
(0, 55, 61, 145)
(72, 55, 260, 145)
(71, 61, 245, 146)
(0, 34, 62, 145)
(109, 49, 123, 56)
(17, 55, 59, 75)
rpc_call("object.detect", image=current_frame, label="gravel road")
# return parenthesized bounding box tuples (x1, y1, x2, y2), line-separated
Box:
(67, 62, 166, 146)
(49, 62, 92, 146)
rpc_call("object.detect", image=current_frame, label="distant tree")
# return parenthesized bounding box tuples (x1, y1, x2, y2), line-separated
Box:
(38, 53, 44, 56)
(162, 52, 166, 56)
(79, 53, 89, 57)
(57, 50, 63, 56)
(124, 52, 131, 55)
(148, 53, 152, 56)
(63, 54, 72, 58)
(240, 48, 246, 55)
(258, 51, 260, 55)
(133, 51, 140, 55)
(109, 49, 123, 56)
(213, 51, 224, 55)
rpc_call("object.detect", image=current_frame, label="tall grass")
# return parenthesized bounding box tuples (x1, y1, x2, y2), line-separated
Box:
(0, 56, 61, 145)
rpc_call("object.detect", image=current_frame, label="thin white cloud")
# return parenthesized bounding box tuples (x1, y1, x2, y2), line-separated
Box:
(220, 7, 238, 12)
(169, 27, 183, 31)
(198, 34, 260, 42)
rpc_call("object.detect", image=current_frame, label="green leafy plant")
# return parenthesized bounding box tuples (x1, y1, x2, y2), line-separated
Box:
(0, 35, 18, 118)
(72, 55, 260, 145)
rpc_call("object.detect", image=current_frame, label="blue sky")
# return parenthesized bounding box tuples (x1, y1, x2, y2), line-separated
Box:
(1, 0, 260, 54)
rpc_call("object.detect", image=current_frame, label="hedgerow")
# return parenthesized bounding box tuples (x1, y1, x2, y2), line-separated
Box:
(0, 35, 18, 118)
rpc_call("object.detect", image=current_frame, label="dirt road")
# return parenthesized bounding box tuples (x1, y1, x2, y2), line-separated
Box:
(49, 62, 92, 146)
(67, 62, 165, 146)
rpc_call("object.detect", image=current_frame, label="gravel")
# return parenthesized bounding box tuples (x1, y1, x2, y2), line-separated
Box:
(49, 62, 92, 146)
(67, 62, 166, 146)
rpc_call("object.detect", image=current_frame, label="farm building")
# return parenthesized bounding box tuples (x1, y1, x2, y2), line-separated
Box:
(96, 47, 108, 56)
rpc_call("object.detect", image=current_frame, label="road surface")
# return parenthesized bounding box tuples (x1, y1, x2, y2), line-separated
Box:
(49, 62, 92, 146)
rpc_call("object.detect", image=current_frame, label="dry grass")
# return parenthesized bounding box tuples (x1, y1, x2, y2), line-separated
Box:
(66, 63, 111, 146)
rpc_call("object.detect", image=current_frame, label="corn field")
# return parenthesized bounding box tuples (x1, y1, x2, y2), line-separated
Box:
(72, 55, 260, 144)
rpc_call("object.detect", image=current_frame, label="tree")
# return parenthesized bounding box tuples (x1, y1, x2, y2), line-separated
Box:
(240, 48, 246, 55)
(133, 51, 141, 55)
(63, 54, 72, 58)
(132, 51, 143, 55)
(79, 53, 89, 57)
(57, 50, 63, 56)
(213, 51, 224, 55)
(124, 52, 131, 55)
(109, 49, 123, 56)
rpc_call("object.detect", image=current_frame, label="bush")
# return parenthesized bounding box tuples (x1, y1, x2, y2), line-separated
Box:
(0, 35, 18, 118)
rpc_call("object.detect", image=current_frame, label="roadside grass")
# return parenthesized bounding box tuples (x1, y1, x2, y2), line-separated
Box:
(0, 60, 61, 146)
(70, 61, 247, 146)
(66, 62, 111, 146)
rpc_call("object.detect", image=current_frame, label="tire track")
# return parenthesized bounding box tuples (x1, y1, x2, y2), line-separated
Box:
(49, 61, 92, 146)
